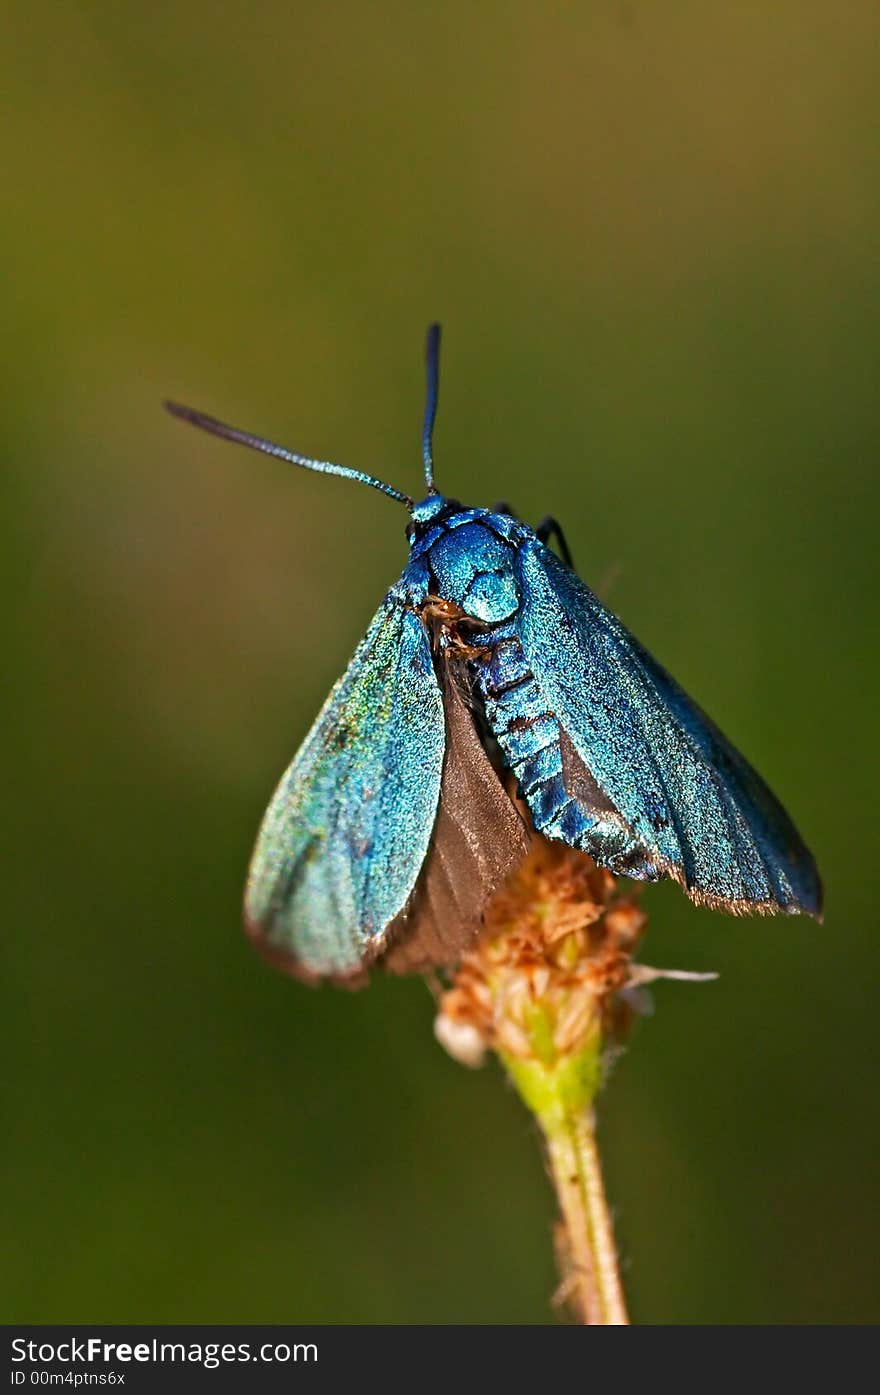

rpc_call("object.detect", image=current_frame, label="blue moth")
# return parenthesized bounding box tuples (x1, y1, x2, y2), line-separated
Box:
(167, 326, 822, 984)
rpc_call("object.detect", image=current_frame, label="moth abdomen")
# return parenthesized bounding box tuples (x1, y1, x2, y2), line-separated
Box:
(469, 627, 593, 844)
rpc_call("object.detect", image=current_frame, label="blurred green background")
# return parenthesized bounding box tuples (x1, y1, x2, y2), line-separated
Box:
(2, 2, 878, 1325)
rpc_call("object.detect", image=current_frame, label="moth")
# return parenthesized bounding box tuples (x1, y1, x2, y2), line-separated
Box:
(167, 326, 822, 984)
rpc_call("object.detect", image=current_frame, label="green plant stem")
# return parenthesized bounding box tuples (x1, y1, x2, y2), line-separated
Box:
(500, 1031, 628, 1325)
(542, 1106, 629, 1326)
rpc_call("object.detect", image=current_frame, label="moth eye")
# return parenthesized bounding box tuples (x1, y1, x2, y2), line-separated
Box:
(405, 523, 415, 542)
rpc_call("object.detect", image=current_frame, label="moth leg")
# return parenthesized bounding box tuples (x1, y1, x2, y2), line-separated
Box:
(492, 499, 519, 519)
(536, 515, 574, 569)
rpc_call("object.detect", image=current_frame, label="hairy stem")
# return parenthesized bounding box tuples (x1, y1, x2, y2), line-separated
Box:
(543, 1106, 628, 1325)
(501, 1030, 628, 1326)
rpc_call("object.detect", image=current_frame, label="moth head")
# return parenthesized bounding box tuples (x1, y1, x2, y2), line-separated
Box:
(406, 492, 464, 543)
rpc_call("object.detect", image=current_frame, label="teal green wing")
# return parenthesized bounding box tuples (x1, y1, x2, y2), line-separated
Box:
(244, 594, 446, 982)
(515, 540, 821, 916)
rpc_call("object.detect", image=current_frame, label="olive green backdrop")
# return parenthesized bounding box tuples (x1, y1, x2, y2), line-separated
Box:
(2, 3, 877, 1324)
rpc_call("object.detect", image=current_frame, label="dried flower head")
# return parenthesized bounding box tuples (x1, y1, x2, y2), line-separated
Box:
(436, 837, 648, 1071)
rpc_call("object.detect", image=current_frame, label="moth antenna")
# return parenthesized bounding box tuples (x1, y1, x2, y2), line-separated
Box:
(422, 322, 441, 493)
(164, 401, 413, 508)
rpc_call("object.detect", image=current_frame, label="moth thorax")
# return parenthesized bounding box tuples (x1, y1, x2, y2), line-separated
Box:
(427, 524, 520, 622)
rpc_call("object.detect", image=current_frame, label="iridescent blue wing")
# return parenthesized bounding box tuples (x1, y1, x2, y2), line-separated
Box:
(514, 538, 821, 916)
(244, 592, 446, 982)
